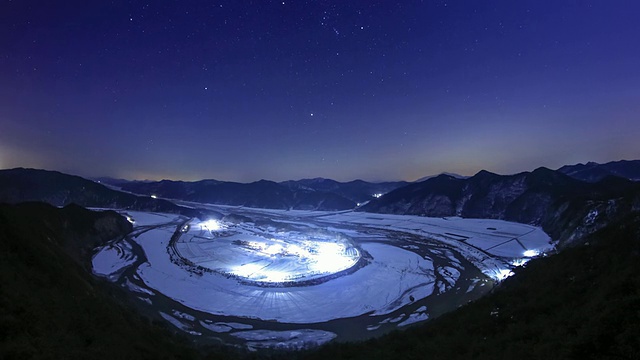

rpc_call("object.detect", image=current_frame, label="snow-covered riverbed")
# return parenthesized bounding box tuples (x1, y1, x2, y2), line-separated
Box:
(92, 207, 552, 349)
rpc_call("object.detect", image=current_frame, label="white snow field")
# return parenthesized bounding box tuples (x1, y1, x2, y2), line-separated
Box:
(92, 241, 136, 280)
(91, 208, 553, 347)
(136, 227, 434, 323)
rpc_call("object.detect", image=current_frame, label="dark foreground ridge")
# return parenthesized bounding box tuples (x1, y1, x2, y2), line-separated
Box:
(0, 203, 241, 360)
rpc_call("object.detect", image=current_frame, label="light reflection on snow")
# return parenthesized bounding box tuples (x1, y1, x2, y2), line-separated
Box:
(111, 209, 553, 332)
(201, 219, 224, 231)
(511, 258, 531, 267)
(228, 238, 360, 282)
(491, 268, 514, 281)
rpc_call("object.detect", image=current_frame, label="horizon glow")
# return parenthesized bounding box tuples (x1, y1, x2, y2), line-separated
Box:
(1, 2, 639, 182)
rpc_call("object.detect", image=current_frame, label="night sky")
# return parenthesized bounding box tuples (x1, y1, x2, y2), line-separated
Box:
(1, 1, 639, 182)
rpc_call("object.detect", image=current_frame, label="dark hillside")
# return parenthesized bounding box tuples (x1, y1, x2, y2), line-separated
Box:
(0, 168, 199, 216)
(0, 202, 239, 360)
(120, 178, 358, 211)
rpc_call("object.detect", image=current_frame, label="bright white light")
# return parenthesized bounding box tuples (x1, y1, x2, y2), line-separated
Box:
(225, 239, 360, 283)
(523, 249, 539, 257)
(311, 242, 358, 273)
(126, 216, 135, 224)
(511, 258, 530, 267)
(263, 271, 289, 282)
(372, 193, 383, 198)
(201, 219, 223, 231)
(231, 263, 291, 282)
(232, 263, 264, 278)
(150, 194, 157, 199)
(491, 268, 514, 281)
(263, 244, 283, 256)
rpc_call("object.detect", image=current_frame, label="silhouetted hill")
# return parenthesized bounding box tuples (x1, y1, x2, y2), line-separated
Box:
(0, 202, 224, 359)
(119, 178, 359, 211)
(280, 178, 408, 204)
(361, 167, 640, 247)
(0, 168, 200, 216)
(558, 159, 640, 182)
(414, 172, 468, 182)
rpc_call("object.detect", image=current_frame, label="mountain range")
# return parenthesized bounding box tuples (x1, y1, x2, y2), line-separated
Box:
(1, 160, 639, 247)
(1, 160, 639, 358)
(98, 177, 407, 211)
(0, 168, 201, 217)
(557, 159, 640, 182)
(361, 167, 640, 247)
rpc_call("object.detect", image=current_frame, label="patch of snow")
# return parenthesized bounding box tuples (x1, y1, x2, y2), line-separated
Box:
(232, 329, 337, 350)
(92, 242, 136, 279)
(123, 278, 154, 295)
(159, 311, 200, 335)
(199, 321, 232, 333)
(172, 310, 195, 322)
(398, 312, 429, 327)
(137, 297, 152, 305)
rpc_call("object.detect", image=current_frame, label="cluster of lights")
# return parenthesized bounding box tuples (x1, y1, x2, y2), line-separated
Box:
(511, 258, 530, 267)
(230, 239, 359, 283)
(179, 220, 361, 284)
(495, 249, 542, 281)
(492, 268, 515, 281)
(372, 193, 383, 198)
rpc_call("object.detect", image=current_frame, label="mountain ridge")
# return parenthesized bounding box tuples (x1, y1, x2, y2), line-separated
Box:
(0, 168, 201, 217)
(557, 159, 640, 182)
(361, 166, 640, 247)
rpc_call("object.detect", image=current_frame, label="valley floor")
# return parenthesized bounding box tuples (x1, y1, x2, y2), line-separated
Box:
(92, 207, 552, 350)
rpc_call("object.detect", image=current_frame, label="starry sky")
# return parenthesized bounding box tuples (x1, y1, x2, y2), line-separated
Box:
(1, 1, 639, 182)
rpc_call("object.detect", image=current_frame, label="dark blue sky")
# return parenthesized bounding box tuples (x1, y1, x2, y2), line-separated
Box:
(1, 1, 639, 182)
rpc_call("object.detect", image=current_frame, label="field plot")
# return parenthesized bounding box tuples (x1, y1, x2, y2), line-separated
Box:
(174, 220, 361, 285)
